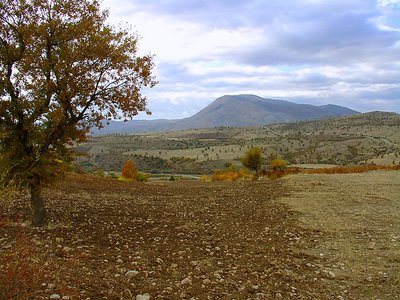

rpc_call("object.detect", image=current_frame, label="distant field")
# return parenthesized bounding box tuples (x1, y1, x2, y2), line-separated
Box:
(74, 112, 400, 174)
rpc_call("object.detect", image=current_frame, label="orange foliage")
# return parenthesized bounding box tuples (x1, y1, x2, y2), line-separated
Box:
(262, 164, 400, 179)
(211, 169, 251, 182)
(306, 164, 400, 174)
(121, 160, 137, 179)
(0, 234, 49, 299)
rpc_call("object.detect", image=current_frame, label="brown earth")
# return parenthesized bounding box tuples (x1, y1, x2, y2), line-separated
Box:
(280, 171, 400, 300)
(0, 171, 399, 299)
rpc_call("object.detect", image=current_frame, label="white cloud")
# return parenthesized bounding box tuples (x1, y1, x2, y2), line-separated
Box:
(101, 0, 400, 118)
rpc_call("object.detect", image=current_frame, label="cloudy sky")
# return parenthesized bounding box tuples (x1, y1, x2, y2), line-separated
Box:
(101, 0, 400, 119)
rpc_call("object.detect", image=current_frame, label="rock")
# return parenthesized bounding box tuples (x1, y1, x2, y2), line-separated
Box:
(117, 258, 124, 263)
(62, 246, 73, 252)
(275, 292, 283, 299)
(190, 260, 198, 266)
(156, 257, 164, 264)
(326, 271, 336, 279)
(181, 277, 192, 285)
(50, 294, 61, 299)
(125, 270, 139, 277)
(136, 294, 150, 300)
(202, 278, 211, 285)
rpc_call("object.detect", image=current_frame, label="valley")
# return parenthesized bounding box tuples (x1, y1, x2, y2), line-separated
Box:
(75, 112, 400, 175)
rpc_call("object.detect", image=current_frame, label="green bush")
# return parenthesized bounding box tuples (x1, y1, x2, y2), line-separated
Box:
(136, 172, 149, 182)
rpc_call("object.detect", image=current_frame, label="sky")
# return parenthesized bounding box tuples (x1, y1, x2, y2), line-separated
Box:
(101, 0, 400, 119)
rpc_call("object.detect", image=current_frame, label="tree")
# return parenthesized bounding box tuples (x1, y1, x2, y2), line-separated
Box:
(241, 147, 264, 177)
(121, 160, 137, 180)
(269, 158, 287, 171)
(0, 0, 156, 226)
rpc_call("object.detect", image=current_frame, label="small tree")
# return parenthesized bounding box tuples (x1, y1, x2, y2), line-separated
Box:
(241, 147, 264, 177)
(0, 0, 156, 226)
(270, 158, 287, 171)
(121, 160, 137, 180)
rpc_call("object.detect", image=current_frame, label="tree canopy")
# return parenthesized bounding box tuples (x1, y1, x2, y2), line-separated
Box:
(241, 147, 264, 177)
(121, 160, 137, 180)
(0, 0, 156, 226)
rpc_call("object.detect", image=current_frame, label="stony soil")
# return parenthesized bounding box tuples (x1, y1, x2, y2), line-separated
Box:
(0, 171, 399, 299)
(280, 171, 400, 300)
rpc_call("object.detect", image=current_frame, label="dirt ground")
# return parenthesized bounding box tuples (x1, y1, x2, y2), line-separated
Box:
(0, 171, 399, 299)
(280, 171, 400, 300)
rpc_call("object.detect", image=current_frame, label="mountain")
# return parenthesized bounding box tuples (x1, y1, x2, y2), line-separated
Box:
(93, 94, 359, 135)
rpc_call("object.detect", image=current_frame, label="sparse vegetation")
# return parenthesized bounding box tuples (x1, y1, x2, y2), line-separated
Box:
(0, 233, 55, 299)
(75, 112, 400, 176)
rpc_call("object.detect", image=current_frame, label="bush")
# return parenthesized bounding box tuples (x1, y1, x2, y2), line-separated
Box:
(136, 172, 149, 182)
(0, 234, 51, 299)
(270, 158, 287, 171)
(95, 169, 105, 177)
(200, 175, 211, 182)
(121, 160, 137, 179)
(306, 164, 400, 174)
(209, 168, 252, 182)
(241, 147, 264, 177)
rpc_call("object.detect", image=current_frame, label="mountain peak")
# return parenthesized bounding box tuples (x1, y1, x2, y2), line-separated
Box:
(94, 95, 359, 134)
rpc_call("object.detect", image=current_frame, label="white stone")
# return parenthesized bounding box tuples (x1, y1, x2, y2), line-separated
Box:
(136, 294, 150, 300)
(125, 270, 139, 277)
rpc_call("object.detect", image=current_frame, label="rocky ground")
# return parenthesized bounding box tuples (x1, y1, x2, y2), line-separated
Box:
(280, 171, 400, 300)
(0, 171, 399, 299)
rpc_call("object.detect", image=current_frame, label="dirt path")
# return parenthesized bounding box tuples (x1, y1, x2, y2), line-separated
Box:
(280, 171, 400, 299)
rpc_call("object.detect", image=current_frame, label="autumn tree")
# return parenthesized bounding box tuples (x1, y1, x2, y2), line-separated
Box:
(121, 160, 137, 180)
(0, 0, 156, 226)
(241, 147, 264, 178)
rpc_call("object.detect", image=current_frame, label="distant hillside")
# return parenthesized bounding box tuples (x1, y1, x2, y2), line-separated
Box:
(93, 94, 359, 135)
(76, 111, 400, 174)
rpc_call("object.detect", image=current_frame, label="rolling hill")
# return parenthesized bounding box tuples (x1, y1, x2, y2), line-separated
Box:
(77, 111, 400, 175)
(93, 94, 359, 135)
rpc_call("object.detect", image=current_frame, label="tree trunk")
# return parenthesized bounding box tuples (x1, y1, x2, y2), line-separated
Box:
(30, 177, 46, 227)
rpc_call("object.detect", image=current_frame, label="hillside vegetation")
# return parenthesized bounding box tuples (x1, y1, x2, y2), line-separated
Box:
(75, 112, 400, 175)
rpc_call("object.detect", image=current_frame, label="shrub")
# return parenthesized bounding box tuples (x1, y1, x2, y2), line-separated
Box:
(241, 147, 264, 177)
(200, 175, 211, 182)
(306, 164, 400, 174)
(270, 158, 287, 171)
(0, 234, 50, 299)
(136, 172, 149, 182)
(212, 170, 241, 182)
(121, 160, 137, 179)
(95, 169, 105, 177)
(209, 168, 252, 182)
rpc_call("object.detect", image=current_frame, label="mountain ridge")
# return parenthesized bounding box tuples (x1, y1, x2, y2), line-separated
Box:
(93, 94, 359, 135)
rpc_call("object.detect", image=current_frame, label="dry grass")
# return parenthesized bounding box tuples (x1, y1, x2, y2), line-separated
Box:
(0, 233, 49, 299)
(305, 164, 400, 174)
(261, 164, 400, 180)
